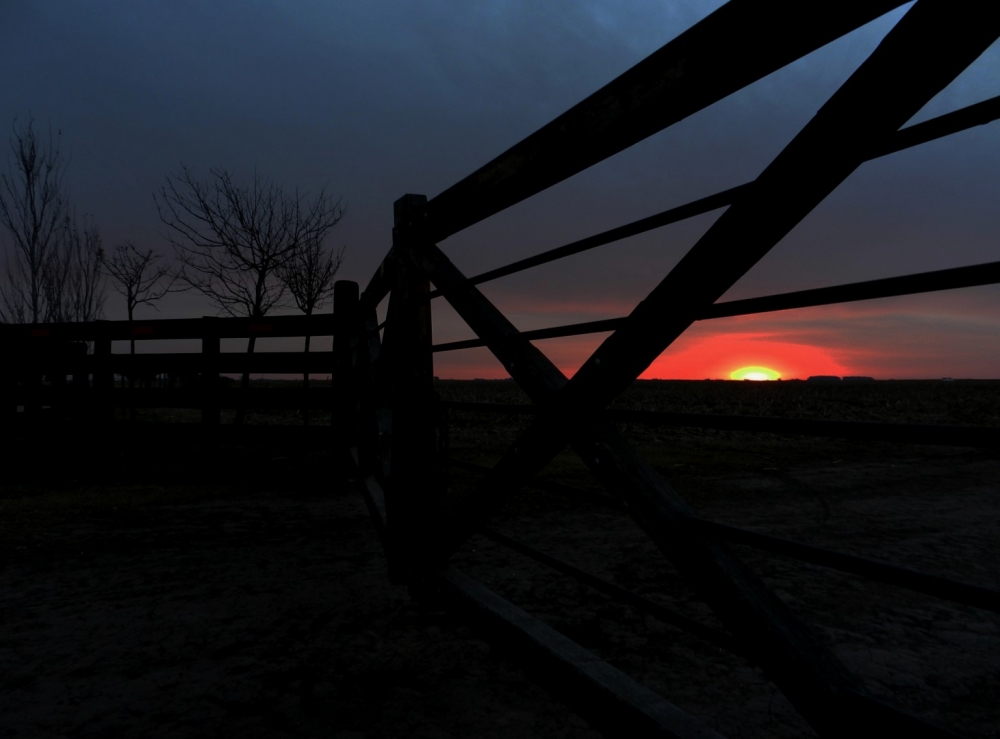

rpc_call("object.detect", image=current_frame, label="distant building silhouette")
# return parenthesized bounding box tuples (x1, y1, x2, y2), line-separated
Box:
(806, 375, 841, 383)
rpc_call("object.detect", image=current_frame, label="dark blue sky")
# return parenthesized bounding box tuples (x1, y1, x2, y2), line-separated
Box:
(2, 2, 998, 377)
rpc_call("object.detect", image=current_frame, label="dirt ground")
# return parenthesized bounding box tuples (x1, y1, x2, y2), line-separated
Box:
(1, 383, 998, 737)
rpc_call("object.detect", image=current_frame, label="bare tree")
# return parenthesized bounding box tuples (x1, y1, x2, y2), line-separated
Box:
(279, 232, 346, 424)
(105, 241, 175, 338)
(0, 117, 107, 326)
(156, 165, 344, 423)
(0, 116, 68, 323)
(104, 241, 175, 419)
(60, 213, 106, 323)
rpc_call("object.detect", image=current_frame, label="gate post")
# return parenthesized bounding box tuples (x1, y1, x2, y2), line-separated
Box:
(381, 194, 440, 586)
(93, 322, 114, 424)
(201, 317, 220, 425)
(333, 280, 360, 458)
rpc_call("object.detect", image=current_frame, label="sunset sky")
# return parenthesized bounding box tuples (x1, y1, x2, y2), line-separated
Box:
(2, 2, 998, 380)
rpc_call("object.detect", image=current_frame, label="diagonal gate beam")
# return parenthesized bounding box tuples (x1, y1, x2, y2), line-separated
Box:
(417, 241, 954, 738)
(419, 0, 910, 245)
(404, 2, 1000, 735)
(461, 0, 1000, 557)
(363, 0, 910, 307)
(560, 0, 1000, 414)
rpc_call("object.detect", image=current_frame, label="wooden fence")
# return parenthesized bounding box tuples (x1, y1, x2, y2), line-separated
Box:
(0, 313, 337, 423)
(340, 3, 1000, 738)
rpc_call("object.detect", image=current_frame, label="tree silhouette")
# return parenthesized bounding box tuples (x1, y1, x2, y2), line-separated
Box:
(0, 117, 106, 324)
(105, 241, 175, 327)
(104, 241, 180, 417)
(60, 213, 106, 323)
(156, 165, 343, 423)
(280, 232, 345, 424)
(0, 116, 68, 323)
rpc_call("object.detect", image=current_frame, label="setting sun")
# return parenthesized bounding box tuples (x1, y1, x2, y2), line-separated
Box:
(730, 366, 781, 381)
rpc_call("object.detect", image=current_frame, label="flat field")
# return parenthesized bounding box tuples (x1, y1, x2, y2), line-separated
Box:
(1, 380, 997, 737)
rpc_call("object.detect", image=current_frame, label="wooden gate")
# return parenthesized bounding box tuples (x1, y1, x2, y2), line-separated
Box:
(339, 2, 1000, 736)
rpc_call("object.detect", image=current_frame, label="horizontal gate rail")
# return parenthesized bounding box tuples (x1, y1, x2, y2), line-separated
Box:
(432, 258, 1000, 352)
(684, 517, 1000, 614)
(701, 259, 1000, 319)
(454, 456, 1000, 614)
(478, 527, 746, 657)
(441, 401, 1000, 449)
(447, 456, 626, 511)
(438, 566, 727, 739)
(443, 537, 948, 738)
(426, 94, 1000, 299)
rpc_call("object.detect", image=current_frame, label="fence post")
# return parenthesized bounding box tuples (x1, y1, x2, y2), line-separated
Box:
(50, 341, 68, 420)
(333, 280, 360, 448)
(381, 193, 440, 586)
(70, 341, 89, 421)
(23, 336, 43, 420)
(356, 302, 386, 482)
(1, 332, 19, 423)
(93, 322, 113, 424)
(202, 317, 220, 425)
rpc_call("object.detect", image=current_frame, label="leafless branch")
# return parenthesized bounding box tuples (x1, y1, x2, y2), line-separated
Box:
(279, 230, 346, 317)
(0, 115, 69, 323)
(104, 241, 178, 321)
(155, 165, 345, 424)
(155, 165, 344, 320)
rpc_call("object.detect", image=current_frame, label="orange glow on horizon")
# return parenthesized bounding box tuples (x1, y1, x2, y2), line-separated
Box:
(639, 332, 850, 380)
(433, 331, 852, 380)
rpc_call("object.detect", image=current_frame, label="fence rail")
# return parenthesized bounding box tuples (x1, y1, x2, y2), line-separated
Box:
(1, 312, 336, 422)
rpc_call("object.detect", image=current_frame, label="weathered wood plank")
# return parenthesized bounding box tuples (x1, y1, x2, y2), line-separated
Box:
(415, 242, 568, 400)
(478, 527, 746, 657)
(0, 313, 338, 342)
(438, 567, 728, 739)
(432, 258, 1000, 351)
(571, 421, 954, 737)
(349, 446, 388, 547)
(427, 93, 1000, 297)
(441, 402, 1000, 450)
(420, 0, 908, 244)
(333, 280, 360, 449)
(415, 183, 951, 738)
(380, 195, 443, 584)
(200, 317, 220, 425)
(562, 1, 1000, 413)
(685, 516, 1000, 614)
(701, 259, 1000, 320)
(361, 247, 397, 308)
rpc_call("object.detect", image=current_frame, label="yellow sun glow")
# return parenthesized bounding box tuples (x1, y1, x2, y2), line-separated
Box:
(730, 366, 780, 381)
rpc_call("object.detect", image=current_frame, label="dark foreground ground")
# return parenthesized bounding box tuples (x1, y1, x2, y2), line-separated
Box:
(1, 381, 998, 738)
